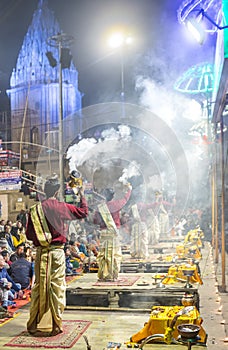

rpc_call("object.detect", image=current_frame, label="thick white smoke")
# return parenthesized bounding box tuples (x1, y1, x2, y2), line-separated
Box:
(119, 160, 141, 184)
(66, 124, 132, 174)
(134, 71, 208, 207)
(147, 174, 163, 192)
(135, 75, 202, 127)
(66, 138, 97, 172)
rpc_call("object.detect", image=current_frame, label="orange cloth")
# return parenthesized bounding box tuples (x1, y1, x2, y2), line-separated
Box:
(130, 305, 207, 344)
(176, 244, 202, 260)
(162, 264, 203, 285)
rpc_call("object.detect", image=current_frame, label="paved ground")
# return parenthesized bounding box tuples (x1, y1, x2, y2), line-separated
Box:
(213, 243, 228, 346)
(0, 242, 227, 349)
(196, 242, 228, 349)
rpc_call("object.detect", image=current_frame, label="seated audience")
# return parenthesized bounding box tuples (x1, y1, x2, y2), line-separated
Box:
(0, 224, 14, 252)
(16, 209, 28, 229)
(0, 220, 5, 232)
(30, 249, 36, 289)
(11, 220, 26, 248)
(87, 240, 99, 257)
(78, 238, 89, 257)
(64, 245, 75, 275)
(0, 238, 9, 252)
(68, 240, 85, 264)
(0, 250, 11, 269)
(0, 255, 23, 310)
(10, 243, 25, 263)
(24, 246, 32, 262)
(9, 251, 33, 290)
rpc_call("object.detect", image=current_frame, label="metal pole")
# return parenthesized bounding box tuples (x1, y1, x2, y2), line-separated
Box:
(220, 115, 226, 292)
(120, 47, 124, 100)
(211, 165, 215, 247)
(214, 162, 219, 264)
(214, 126, 219, 264)
(58, 41, 64, 202)
(120, 46, 125, 120)
(47, 80, 52, 174)
(19, 75, 31, 170)
(47, 33, 74, 202)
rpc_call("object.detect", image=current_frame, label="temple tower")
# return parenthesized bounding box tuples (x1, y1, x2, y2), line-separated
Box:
(7, 0, 82, 161)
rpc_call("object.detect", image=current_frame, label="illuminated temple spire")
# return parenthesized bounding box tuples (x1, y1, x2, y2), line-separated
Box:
(10, 0, 60, 87)
(7, 0, 82, 154)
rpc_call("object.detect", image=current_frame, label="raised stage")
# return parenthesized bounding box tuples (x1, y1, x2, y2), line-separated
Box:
(120, 259, 174, 273)
(66, 239, 201, 311)
(120, 241, 184, 273)
(66, 272, 200, 311)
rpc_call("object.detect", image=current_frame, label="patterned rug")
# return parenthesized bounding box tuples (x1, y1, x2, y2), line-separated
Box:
(4, 320, 91, 348)
(93, 275, 140, 286)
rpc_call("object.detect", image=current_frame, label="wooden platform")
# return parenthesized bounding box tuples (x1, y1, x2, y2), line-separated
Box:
(66, 240, 201, 311)
(122, 241, 180, 255)
(120, 259, 173, 273)
(158, 236, 184, 243)
(120, 242, 182, 273)
(66, 272, 200, 310)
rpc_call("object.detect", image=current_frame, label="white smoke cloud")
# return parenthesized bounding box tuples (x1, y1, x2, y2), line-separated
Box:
(101, 127, 119, 140)
(135, 75, 202, 126)
(66, 124, 132, 174)
(101, 124, 131, 141)
(147, 174, 163, 191)
(118, 124, 132, 140)
(66, 138, 97, 171)
(119, 160, 141, 184)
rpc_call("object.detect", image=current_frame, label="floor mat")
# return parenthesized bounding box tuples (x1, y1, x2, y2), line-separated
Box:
(4, 319, 92, 348)
(93, 275, 140, 286)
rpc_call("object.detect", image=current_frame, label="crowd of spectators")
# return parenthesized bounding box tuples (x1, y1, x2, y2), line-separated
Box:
(0, 216, 37, 312)
(0, 214, 101, 312)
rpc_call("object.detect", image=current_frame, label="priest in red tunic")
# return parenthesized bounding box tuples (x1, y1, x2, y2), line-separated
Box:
(25, 175, 88, 336)
(94, 183, 132, 281)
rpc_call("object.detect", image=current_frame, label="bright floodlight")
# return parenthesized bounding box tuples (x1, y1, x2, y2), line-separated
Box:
(186, 17, 205, 45)
(108, 32, 133, 48)
(185, 8, 228, 45)
(125, 36, 133, 45)
(108, 33, 124, 48)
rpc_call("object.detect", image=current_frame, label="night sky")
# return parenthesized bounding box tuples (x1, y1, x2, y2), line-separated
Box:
(0, 0, 215, 108)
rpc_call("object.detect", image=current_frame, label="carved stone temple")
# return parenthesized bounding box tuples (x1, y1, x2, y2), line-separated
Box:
(7, 0, 82, 170)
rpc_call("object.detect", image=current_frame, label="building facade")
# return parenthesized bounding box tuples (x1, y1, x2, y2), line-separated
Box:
(6, 0, 82, 168)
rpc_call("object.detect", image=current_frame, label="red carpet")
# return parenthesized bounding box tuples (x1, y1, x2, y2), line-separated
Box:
(0, 290, 31, 327)
(93, 275, 140, 286)
(4, 320, 92, 348)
